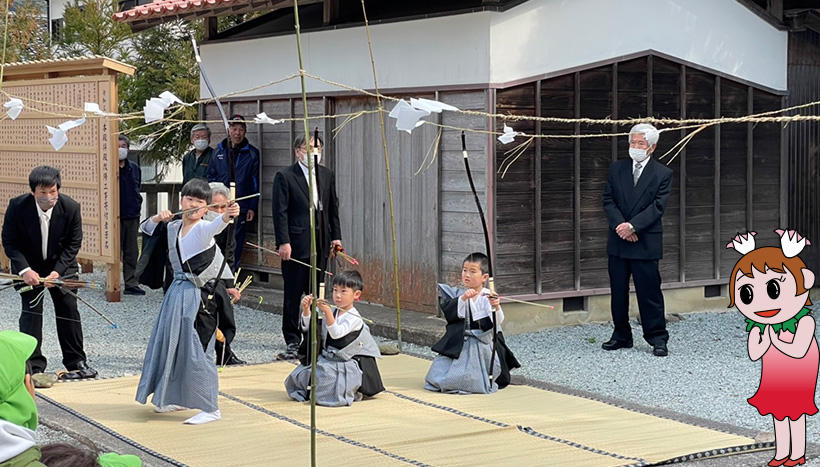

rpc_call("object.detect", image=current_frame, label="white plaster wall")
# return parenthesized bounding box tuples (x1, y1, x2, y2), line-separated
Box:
(200, 13, 492, 98)
(490, 0, 787, 90)
(49, 0, 71, 20)
(199, 0, 787, 99)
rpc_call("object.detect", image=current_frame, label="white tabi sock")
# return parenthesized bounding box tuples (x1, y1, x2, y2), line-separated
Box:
(154, 404, 186, 413)
(183, 410, 221, 425)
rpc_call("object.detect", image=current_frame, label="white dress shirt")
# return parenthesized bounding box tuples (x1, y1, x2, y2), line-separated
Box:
(298, 161, 319, 208)
(19, 203, 53, 276)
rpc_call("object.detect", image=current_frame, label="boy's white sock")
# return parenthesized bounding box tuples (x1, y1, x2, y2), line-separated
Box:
(154, 404, 186, 413)
(183, 410, 221, 425)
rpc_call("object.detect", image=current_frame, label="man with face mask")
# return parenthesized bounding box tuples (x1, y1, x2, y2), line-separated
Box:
(2, 166, 96, 384)
(118, 135, 144, 296)
(207, 115, 259, 271)
(272, 134, 342, 360)
(182, 124, 213, 185)
(601, 123, 673, 357)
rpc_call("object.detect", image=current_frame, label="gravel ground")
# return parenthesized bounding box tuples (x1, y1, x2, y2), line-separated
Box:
(4, 271, 820, 464)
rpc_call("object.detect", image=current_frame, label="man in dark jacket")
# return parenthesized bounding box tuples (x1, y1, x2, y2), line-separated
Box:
(2, 166, 97, 381)
(272, 134, 342, 360)
(601, 123, 673, 357)
(207, 115, 259, 271)
(182, 124, 214, 184)
(118, 135, 144, 295)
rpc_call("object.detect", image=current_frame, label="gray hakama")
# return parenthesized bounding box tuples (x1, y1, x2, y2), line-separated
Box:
(136, 220, 231, 413)
(285, 318, 382, 407)
(424, 328, 501, 394)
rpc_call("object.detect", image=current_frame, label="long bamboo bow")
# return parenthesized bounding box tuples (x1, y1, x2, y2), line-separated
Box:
(190, 33, 237, 303)
(461, 131, 499, 386)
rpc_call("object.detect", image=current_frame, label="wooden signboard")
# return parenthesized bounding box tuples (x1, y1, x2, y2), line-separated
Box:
(0, 56, 135, 301)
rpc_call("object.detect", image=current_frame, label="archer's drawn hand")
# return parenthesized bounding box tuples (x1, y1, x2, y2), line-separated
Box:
(223, 202, 240, 222)
(154, 210, 173, 223)
(489, 295, 501, 309)
(279, 243, 292, 261)
(462, 289, 480, 301)
(43, 271, 59, 288)
(227, 287, 241, 302)
(21, 270, 40, 287)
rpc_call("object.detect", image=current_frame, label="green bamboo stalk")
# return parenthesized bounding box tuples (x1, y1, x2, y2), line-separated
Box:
(359, 0, 402, 351)
(292, 2, 319, 465)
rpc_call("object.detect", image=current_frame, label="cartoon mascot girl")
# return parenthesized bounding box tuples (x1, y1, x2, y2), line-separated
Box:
(728, 230, 818, 467)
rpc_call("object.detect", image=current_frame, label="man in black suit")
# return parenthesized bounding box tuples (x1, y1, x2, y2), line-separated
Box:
(2, 166, 97, 381)
(272, 134, 342, 360)
(601, 124, 672, 357)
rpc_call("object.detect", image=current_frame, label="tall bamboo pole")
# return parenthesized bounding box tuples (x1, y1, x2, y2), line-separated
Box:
(292, 2, 320, 465)
(359, 0, 402, 350)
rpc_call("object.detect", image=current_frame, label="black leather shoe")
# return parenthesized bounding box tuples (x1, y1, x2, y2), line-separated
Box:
(601, 339, 633, 351)
(123, 286, 146, 296)
(276, 343, 300, 360)
(652, 342, 668, 357)
(61, 361, 98, 380)
(224, 355, 246, 366)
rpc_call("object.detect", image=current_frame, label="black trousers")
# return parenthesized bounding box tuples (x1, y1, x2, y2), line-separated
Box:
(608, 255, 668, 345)
(121, 218, 140, 288)
(232, 212, 248, 271)
(215, 294, 238, 364)
(281, 255, 328, 346)
(194, 282, 237, 363)
(19, 285, 86, 373)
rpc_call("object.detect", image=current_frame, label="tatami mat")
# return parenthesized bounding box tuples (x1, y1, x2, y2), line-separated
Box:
(41, 354, 755, 466)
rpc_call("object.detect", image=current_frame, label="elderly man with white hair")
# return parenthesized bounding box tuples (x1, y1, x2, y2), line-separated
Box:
(204, 181, 245, 365)
(601, 123, 673, 357)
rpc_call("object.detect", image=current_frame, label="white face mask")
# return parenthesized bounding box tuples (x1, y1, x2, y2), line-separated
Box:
(297, 149, 321, 167)
(629, 147, 650, 162)
(35, 195, 58, 211)
(118, 148, 128, 160)
(193, 139, 209, 151)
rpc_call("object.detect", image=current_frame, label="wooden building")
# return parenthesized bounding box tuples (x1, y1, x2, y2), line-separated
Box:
(115, 0, 820, 313)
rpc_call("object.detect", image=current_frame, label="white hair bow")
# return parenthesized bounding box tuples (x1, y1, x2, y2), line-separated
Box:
(776, 229, 811, 258)
(725, 232, 757, 255)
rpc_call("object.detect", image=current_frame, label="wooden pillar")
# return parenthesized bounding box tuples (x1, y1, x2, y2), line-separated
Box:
(679, 65, 687, 282)
(323, 0, 340, 25)
(534, 80, 542, 294)
(573, 72, 581, 290)
(713, 77, 721, 280)
(204, 17, 218, 40)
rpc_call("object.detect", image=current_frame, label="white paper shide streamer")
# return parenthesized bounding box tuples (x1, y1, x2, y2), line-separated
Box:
(143, 91, 186, 123)
(497, 124, 521, 144)
(4, 98, 23, 120)
(84, 102, 109, 116)
(254, 112, 283, 126)
(388, 98, 459, 134)
(46, 116, 87, 151)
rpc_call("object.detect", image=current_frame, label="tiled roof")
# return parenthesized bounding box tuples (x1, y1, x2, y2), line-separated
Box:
(113, 0, 245, 25)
